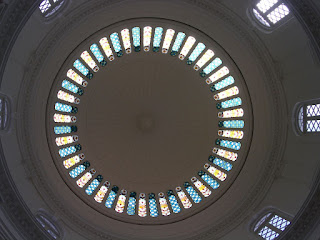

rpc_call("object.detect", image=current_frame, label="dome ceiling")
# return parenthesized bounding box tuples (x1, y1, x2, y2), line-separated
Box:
(47, 19, 253, 224)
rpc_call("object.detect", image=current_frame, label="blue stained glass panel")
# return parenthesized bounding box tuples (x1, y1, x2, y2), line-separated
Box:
(185, 186, 202, 203)
(110, 32, 122, 53)
(105, 190, 117, 208)
(55, 102, 72, 113)
(217, 139, 241, 150)
(127, 197, 136, 215)
(171, 32, 186, 52)
(132, 27, 140, 47)
(73, 59, 89, 76)
(214, 76, 235, 91)
(54, 126, 71, 135)
(201, 173, 220, 189)
(59, 146, 77, 158)
(211, 157, 233, 171)
(203, 58, 222, 75)
(90, 44, 105, 63)
(168, 194, 181, 213)
(219, 97, 242, 109)
(153, 27, 163, 48)
(149, 197, 159, 217)
(219, 120, 244, 128)
(62, 80, 82, 95)
(85, 178, 101, 195)
(69, 165, 85, 178)
(188, 43, 205, 63)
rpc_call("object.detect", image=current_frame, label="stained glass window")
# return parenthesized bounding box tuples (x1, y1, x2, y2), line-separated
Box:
(171, 32, 186, 56)
(55, 135, 78, 146)
(267, 4, 289, 24)
(63, 153, 85, 169)
(143, 26, 152, 52)
(216, 97, 242, 109)
(162, 29, 175, 54)
(208, 156, 233, 171)
(99, 37, 115, 61)
(158, 192, 170, 216)
(210, 76, 234, 92)
(179, 36, 196, 60)
(153, 27, 163, 52)
(57, 90, 80, 104)
(216, 139, 241, 151)
(252, 1, 290, 28)
(73, 59, 93, 79)
(187, 43, 205, 65)
(105, 186, 119, 208)
(218, 130, 244, 139)
(69, 161, 90, 178)
(67, 69, 88, 87)
(110, 32, 123, 57)
(55, 102, 77, 113)
(53, 113, 76, 123)
(198, 171, 220, 189)
(54, 125, 77, 135)
(121, 29, 132, 54)
(176, 187, 192, 209)
(85, 175, 102, 195)
(214, 86, 239, 100)
(204, 163, 227, 181)
(59, 144, 81, 158)
(167, 190, 181, 214)
(218, 120, 244, 129)
(39, 0, 51, 13)
(218, 108, 244, 118)
(194, 49, 214, 71)
(253, 211, 291, 240)
(191, 177, 211, 197)
(62, 80, 84, 96)
(94, 181, 110, 203)
(184, 182, 202, 203)
(148, 193, 159, 217)
(257, 0, 278, 13)
(76, 169, 96, 188)
(296, 101, 320, 133)
(212, 147, 238, 161)
(115, 189, 127, 213)
(132, 27, 141, 52)
(138, 193, 147, 217)
(81, 51, 99, 72)
(206, 66, 230, 84)
(127, 192, 137, 215)
(200, 58, 222, 77)
(90, 44, 107, 66)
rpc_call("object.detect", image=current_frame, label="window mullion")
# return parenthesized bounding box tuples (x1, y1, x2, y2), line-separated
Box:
(266, 222, 282, 234)
(303, 105, 307, 133)
(264, 3, 279, 15)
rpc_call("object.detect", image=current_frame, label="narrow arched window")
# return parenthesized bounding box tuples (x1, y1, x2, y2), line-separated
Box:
(39, 0, 66, 18)
(250, 0, 291, 30)
(35, 211, 62, 239)
(252, 210, 291, 239)
(295, 100, 320, 134)
(0, 93, 10, 132)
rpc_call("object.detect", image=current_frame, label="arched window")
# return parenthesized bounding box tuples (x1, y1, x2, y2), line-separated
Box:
(252, 210, 291, 239)
(39, 0, 66, 18)
(295, 100, 320, 134)
(250, 0, 291, 30)
(0, 93, 10, 132)
(35, 211, 63, 239)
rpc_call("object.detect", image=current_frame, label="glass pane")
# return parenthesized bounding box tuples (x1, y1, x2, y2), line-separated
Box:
(267, 4, 290, 24)
(39, 0, 51, 13)
(307, 120, 320, 132)
(253, 8, 271, 27)
(269, 214, 291, 231)
(256, 0, 278, 13)
(258, 226, 279, 240)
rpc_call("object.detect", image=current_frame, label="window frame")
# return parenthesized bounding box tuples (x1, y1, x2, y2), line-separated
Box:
(39, 0, 67, 20)
(250, 208, 292, 240)
(248, 0, 292, 33)
(294, 99, 320, 135)
(0, 93, 11, 133)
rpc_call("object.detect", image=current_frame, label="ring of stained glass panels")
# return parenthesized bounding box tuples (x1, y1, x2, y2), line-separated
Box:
(47, 22, 252, 223)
